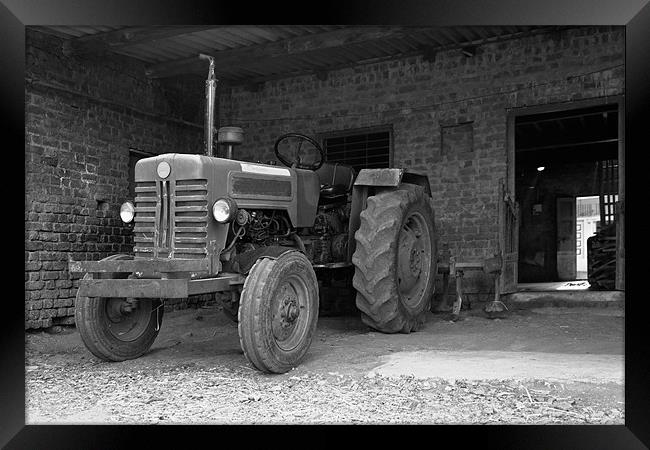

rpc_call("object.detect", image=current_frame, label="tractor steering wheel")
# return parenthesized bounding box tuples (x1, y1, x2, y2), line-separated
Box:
(273, 133, 325, 171)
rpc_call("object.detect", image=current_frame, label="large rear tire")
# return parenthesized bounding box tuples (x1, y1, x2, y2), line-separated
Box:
(74, 255, 164, 361)
(352, 186, 437, 333)
(238, 251, 319, 374)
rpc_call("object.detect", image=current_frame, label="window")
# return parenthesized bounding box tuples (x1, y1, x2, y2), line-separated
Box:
(321, 128, 391, 172)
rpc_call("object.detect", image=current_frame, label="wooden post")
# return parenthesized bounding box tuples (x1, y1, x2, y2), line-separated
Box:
(616, 97, 625, 290)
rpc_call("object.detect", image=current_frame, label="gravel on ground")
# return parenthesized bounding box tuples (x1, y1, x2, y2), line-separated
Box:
(25, 306, 624, 425)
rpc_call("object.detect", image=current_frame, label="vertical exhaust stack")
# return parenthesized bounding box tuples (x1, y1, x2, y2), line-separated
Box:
(200, 54, 217, 157)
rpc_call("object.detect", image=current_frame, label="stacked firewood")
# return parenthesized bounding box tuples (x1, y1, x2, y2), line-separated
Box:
(587, 222, 617, 290)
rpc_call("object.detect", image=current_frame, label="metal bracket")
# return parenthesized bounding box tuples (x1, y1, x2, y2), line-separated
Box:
(437, 253, 505, 318)
(153, 300, 164, 331)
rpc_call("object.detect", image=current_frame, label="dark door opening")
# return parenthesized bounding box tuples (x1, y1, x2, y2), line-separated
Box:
(514, 102, 620, 291)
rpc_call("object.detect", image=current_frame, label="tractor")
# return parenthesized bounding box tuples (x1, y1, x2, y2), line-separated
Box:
(69, 55, 438, 374)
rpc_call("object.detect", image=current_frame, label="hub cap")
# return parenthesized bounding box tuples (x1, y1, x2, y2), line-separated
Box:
(397, 211, 432, 308)
(271, 276, 309, 351)
(105, 298, 152, 341)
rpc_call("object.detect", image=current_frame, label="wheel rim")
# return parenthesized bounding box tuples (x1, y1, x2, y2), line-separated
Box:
(104, 298, 153, 342)
(397, 211, 432, 308)
(271, 275, 310, 351)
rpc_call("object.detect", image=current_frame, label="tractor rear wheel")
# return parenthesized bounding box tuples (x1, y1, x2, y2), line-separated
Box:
(352, 186, 437, 333)
(238, 251, 319, 373)
(74, 256, 164, 361)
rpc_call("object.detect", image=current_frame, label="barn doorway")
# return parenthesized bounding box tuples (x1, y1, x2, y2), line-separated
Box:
(510, 98, 623, 292)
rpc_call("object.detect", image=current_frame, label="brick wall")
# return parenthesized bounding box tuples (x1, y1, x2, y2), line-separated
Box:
(24, 29, 206, 329)
(218, 26, 624, 296)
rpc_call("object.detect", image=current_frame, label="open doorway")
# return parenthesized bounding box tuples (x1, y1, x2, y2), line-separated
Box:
(512, 100, 622, 292)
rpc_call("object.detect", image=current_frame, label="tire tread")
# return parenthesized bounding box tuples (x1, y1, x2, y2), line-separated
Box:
(352, 187, 436, 333)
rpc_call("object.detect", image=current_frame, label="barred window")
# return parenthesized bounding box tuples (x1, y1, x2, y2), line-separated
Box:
(321, 128, 391, 172)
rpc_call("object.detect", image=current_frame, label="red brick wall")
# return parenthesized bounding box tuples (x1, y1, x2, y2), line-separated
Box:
(218, 26, 624, 295)
(24, 29, 205, 329)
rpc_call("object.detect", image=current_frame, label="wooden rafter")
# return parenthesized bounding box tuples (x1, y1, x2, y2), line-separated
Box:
(222, 50, 423, 88)
(62, 26, 217, 56)
(135, 25, 557, 80)
(145, 27, 410, 78)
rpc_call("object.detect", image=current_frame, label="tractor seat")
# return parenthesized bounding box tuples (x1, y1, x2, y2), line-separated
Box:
(316, 162, 357, 199)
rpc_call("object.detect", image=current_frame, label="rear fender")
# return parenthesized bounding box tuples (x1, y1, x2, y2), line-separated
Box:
(347, 169, 432, 261)
(353, 168, 431, 196)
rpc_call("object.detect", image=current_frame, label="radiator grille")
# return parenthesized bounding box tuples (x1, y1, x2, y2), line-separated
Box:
(134, 179, 208, 260)
(174, 179, 208, 259)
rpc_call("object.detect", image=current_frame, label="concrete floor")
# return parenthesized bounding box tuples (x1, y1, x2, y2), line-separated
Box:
(311, 306, 624, 383)
(505, 289, 624, 308)
(518, 281, 591, 291)
(371, 349, 622, 382)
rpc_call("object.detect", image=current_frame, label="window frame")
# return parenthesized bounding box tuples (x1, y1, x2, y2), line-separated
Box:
(318, 125, 394, 170)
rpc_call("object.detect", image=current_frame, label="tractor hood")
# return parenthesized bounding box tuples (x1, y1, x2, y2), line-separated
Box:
(134, 153, 319, 228)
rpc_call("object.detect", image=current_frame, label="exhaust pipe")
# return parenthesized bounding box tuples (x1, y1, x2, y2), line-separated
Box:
(200, 54, 218, 157)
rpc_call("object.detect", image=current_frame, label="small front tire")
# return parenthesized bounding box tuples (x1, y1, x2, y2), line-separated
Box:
(238, 251, 319, 374)
(74, 255, 164, 361)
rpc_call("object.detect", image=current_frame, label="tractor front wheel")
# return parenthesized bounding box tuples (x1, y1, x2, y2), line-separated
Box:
(238, 251, 319, 374)
(74, 255, 164, 361)
(352, 186, 437, 333)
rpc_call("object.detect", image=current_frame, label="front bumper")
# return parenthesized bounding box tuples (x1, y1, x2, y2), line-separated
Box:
(69, 258, 243, 299)
(76, 275, 243, 298)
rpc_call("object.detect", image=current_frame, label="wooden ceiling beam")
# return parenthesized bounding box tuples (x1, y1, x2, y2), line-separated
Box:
(145, 26, 559, 81)
(62, 26, 216, 56)
(145, 26, 409, 78)
(221, 50, 423, 88)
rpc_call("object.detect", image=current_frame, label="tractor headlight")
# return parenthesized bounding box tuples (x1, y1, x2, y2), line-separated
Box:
(120, 201, 135, 223)
(212, 198, 238, 223)
(157, 161, 171, 179)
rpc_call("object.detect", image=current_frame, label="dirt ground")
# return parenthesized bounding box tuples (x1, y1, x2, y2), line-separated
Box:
(25, 303, 624, 424)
